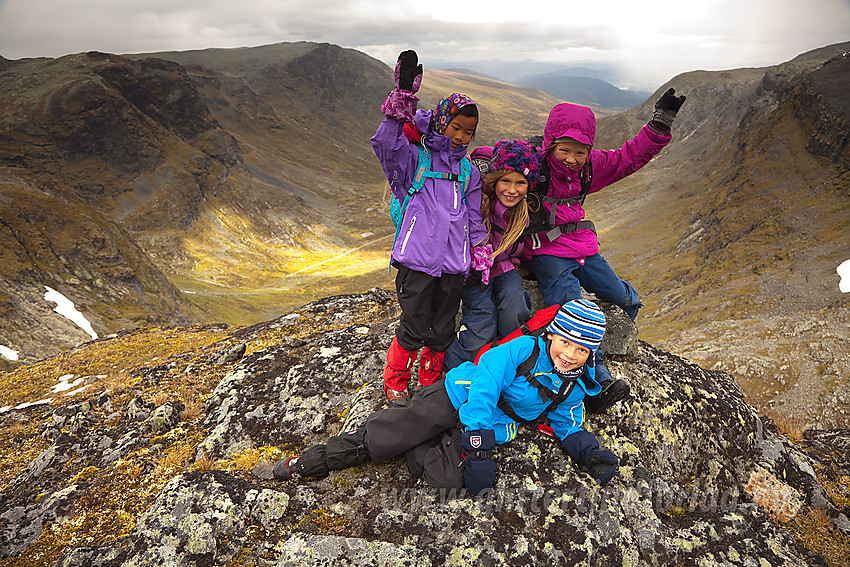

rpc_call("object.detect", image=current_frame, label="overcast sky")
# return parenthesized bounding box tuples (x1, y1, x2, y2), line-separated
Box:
(1, 0, 848, 90)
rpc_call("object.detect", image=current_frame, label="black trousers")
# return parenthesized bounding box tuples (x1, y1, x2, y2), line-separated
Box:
(395, 265, 465, 352)
(298, 382, 466, 489)
(365, 380, 460, 463)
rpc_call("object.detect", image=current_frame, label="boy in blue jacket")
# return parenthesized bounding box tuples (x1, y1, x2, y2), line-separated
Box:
(274, 299, 624, 495)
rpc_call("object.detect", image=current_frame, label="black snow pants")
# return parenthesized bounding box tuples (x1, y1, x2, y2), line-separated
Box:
(294, 381, 466, 489)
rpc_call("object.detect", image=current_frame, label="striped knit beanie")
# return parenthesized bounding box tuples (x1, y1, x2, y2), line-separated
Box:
(546, 299, 606, 352)
(488, 139, 541, 191)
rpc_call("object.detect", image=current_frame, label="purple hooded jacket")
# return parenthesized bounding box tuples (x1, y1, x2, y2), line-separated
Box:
(523, 103, 671, 262)
(372, 108, 486, 277)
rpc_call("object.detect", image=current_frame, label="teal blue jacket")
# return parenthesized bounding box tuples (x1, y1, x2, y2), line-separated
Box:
(444, 335, 602, 444)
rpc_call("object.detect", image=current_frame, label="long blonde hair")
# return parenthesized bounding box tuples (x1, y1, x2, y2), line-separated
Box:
(481, 169, 529, 259)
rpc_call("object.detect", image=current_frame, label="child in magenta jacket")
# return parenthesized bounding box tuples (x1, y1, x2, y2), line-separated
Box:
(523, 90, 686, 319)
(371, 50, 488, 406)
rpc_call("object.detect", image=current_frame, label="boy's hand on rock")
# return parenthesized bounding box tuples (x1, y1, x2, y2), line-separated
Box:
(464, 456, 497, 496)
(583, 449, 618, 485)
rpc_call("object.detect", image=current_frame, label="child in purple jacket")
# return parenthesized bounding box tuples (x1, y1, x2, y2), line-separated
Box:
(523, 90, 686, 320)
(372, 50, 488, 406)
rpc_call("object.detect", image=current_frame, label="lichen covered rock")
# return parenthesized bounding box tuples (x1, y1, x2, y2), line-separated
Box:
(56, 471, 290, 566)
(1, 289, 845, 566)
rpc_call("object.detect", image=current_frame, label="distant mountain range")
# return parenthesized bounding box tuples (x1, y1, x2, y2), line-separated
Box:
(434, 59, 651, 110)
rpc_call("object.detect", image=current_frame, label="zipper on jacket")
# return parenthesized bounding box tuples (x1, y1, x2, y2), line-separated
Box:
(453, 180, 459, 209)
(401, 215, 416, 254)
(463, 225, 468, 264)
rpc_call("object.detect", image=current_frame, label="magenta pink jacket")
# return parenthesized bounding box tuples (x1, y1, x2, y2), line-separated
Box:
(523, 103, 672, 262)
(489, 200, 526, 279)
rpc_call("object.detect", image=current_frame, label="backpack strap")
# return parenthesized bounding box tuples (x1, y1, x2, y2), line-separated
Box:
(459, 157, 471, 203)
(495, 339, 578, 423)
(544, 220, 597, 242)
(578, 159, 593, 206)
(523, 155, 596, 242)
(411, 146, 469, 190)
(409, 144, 434, 193)
(388, 147, 473, 272)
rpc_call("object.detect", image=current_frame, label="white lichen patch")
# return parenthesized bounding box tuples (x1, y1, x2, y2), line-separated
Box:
(319, 347, 341, 358)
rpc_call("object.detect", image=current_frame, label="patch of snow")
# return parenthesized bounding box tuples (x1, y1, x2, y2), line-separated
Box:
(361, 232, 374, 238)
(52, 374, 85, 393)
(838, 259, 850, 293)
(181, 290, 197, 294)
(13, 399, 53, 410)
(64, 385, 92, 396)
(0, 345, 18, 361)
(44, 286, 98, 340)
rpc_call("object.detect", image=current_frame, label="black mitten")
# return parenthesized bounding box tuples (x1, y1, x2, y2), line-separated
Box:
(583, 449, 618, 485)
(585, 377, 630, 414)
(650, 88, 686, 131)
(560, 430, 619, 485)
(396, 50, 423, 93)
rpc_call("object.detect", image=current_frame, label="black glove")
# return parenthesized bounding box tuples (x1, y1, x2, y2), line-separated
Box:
(585, 378, 630, 414)
(396, 50, 423, 92)
(464, 456, 497, 496)
(650, 88, 686, 131)
(582, 449, 618, 485)
(561, 430, 619, 485)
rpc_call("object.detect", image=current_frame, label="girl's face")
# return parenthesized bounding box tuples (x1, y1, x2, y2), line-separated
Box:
(546, 332, 590, 372)
(494, 170, 529, 208)
(551, 140, 589, 169)
(445, 114, 477, 149)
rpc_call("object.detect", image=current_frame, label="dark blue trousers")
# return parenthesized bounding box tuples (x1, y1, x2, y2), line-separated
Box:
(444, 270, 531, 370)
(525, 253, 641, 320)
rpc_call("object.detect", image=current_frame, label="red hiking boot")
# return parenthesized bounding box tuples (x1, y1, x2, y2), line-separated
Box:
(418, 347, 445, 387)
(383, 337, 417, 406)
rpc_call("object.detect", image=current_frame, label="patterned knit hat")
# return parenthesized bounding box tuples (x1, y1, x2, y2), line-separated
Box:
(488, 139, 542, 191)
(431, 93, 477, 136)
(546, 299, 606, 352)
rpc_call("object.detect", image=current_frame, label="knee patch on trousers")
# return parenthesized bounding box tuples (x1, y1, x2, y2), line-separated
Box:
(326, 428, 370, 470)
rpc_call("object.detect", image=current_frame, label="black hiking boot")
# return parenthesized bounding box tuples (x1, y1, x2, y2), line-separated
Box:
(585, 379, 630, 414)
(273, 456, 301, 481)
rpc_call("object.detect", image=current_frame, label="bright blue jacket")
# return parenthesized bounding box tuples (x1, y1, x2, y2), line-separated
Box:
(444, 335, 603, 444)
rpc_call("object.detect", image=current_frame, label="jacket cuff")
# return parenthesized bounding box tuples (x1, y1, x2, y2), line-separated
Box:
(380, 89, 419, 123)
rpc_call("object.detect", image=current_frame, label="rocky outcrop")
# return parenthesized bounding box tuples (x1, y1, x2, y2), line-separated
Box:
(56, 471, 290, 567)
(1, 289, 846, 566)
